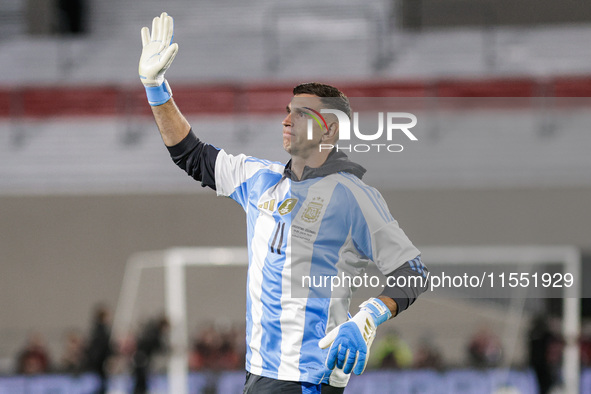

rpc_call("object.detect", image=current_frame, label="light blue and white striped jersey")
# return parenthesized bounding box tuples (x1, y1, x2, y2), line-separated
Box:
(214, 149, 420, 388)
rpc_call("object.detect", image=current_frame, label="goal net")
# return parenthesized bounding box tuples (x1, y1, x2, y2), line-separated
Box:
(112, 245, 581, 394)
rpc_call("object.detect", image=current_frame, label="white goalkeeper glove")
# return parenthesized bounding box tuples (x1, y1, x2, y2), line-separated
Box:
(319, 298, 392, 375)
(139, 12, 179, 106)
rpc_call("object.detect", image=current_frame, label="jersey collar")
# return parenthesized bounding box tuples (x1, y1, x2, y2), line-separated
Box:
(283, 149, 366, 182)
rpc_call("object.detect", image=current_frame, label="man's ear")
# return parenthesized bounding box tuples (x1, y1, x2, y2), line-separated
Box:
(323, 121, 339, 143)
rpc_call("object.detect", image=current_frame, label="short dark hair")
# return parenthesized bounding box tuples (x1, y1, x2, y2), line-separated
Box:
(293, 82, 351, 119)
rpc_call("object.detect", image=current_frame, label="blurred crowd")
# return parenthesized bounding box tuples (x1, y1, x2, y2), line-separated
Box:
(188, 322, 245, 371)
(11, 307, 591, 393)
(15, 304, 111, 377)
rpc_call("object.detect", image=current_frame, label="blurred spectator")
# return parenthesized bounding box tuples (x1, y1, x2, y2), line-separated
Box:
(217, 327, 242, 369)
(412, 338, 443, 370)
(16, 332, 51, 375)
(189, 322, 243, 370)
(84, 304, 113, 394)
(189, 323, 219, 370)
(528, 315, 564, 394)
(467, 327, 503, 368)
(372, 330, 413, 369)
(56, 0, 87, 34)
(580, 320, 591, 367)
(59, 329, 85, 374)
(132, 315, 169, 394)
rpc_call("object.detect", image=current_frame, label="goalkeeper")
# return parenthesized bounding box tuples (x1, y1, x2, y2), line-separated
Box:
(139, 13, 429, 393)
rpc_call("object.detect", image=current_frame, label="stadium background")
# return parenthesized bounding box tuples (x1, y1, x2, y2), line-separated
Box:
(1, 0, 591, 392)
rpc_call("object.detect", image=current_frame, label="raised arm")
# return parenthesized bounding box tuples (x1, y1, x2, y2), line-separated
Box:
(151, 100, 191, 147)
(138, 13, 220, 190)
(138, 12, 190, 146)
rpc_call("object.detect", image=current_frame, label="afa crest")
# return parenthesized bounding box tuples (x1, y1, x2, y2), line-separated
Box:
(301, 197, 325, 223)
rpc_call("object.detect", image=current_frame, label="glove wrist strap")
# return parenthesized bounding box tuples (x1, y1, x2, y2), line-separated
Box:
(145, 80, 172, 106)
(360, 298, 392, 326)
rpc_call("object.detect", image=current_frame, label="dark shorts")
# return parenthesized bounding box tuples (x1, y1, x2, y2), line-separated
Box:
(243, 372, 346, 394)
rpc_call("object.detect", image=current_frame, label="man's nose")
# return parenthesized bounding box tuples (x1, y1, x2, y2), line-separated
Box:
(282, 113, 292, 126)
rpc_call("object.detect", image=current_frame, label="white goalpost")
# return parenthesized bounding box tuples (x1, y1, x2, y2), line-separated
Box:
(112, 245, 581, 394)
(112, 247, 249, 394)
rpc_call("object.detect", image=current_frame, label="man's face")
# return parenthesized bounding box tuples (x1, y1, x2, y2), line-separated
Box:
(282, 94, 327, 157)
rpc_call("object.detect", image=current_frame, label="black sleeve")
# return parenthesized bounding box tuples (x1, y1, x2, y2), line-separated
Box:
(380, 256, 429, 316)
(166, 129, 220, 190)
